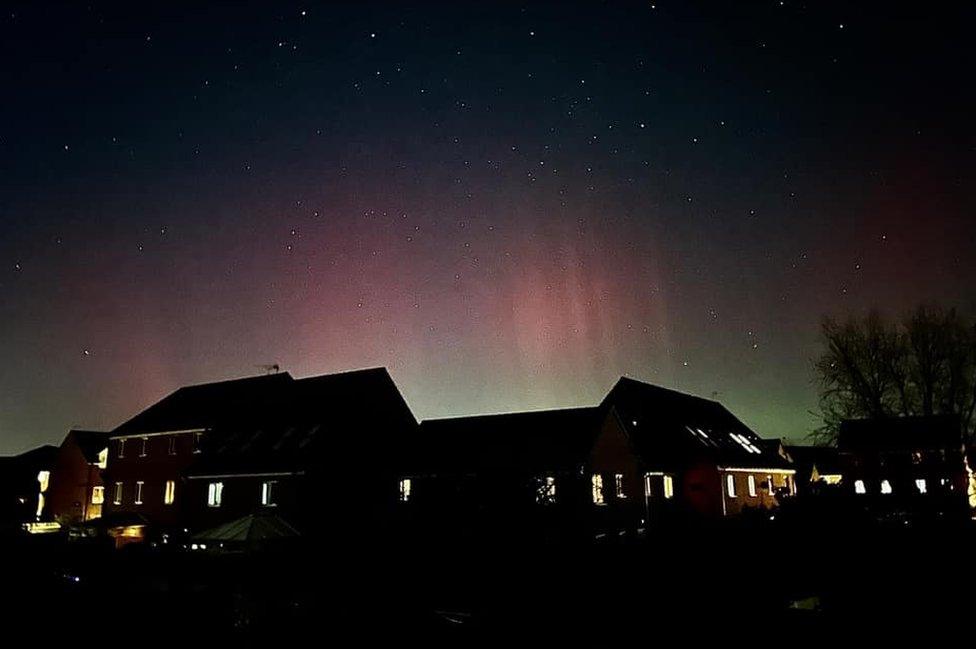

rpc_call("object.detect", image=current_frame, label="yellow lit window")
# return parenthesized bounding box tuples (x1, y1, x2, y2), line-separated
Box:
(97, 448, 108, 469)
(113, 481, 123, 505)
(747, 475, 757, 497)
(726, 474, 737, 498)
(663, 475, 674, 499)
(164, 480, 176, 505)
(207, 482, 223, 507)
(535, 476, 556, 505)
(591, 474, 605, 505)
(91, 486, 104, 505)
(615, 473, 626, 499)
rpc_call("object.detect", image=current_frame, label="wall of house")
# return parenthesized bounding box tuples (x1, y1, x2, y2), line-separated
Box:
(45, 438, 103, 523)
(720, 470, 793, 516)
(182, 475, 302, 530)
(102, 431, 202, 528)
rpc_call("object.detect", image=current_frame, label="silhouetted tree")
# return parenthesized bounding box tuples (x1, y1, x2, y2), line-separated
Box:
(813, 305, 976, 443)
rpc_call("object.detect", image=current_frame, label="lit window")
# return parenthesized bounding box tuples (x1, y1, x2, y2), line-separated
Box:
(644, 473, 653, 498)
(96, 448, 108, 469)
(139, 437, 148, 457)
(615, 473, 626, 499)
(91, 486, 104, 505)
(398, 478, 412, 502)
(726, 474, 737, 498)
(113, 481, 123, 505)
(663, 475, 674, 499)
(915, 479, 927, 494)
(591, 474, 605, 505)
(767, 474, 775, 493)
(207, 482, 223, 507)
(748, 475, 757, 497)
(37, 470, 50, 493)
(261, 480, 277, 506)
(193, 432, 203, 454)
(854, 479, 866, 494)
(168, 436, 177, 456)
(536, 476, 556, 505)
(135, 481, 144, 505)
(164, 480, 176, 505)
(731, 433, 762, 454)
(118, 439, 125, 459)
(880, 479, 892, 495)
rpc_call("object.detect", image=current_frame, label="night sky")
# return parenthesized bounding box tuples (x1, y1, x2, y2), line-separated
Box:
(2, 1, 974, 454)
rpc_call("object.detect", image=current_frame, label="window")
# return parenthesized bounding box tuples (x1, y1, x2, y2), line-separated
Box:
(113, 482, 123, 505)
(398, 478, 412, 502)
(164, 480, 176, 505)
(118, 439, 125, 459)
(747, 475, 757, 497)
(854, 479, 866, 494)
(767, 474, 774, 493)
(91, 486, 104, 505)
(591, 474, 605, 505)
(614, 473, 626, 499)
(168, 436, 177, 456)
(193, 432, 204, 454)
(644, 474, 653, 498)
(261, 480, 277, 506)
(535, 476, 556, 505)
(135, 481, 144, 505)
(139, 437, 148, 457)
(207, 482, 223, 507)
(96, 448, 108, 469)
(726, 474, 737, 498)
(915, 479, 927, 494)
(880, 479, 893, 495)
(663, 475, 674, 499)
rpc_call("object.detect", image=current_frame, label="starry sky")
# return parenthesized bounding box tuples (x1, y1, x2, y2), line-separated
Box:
(1, 1, 974, 454)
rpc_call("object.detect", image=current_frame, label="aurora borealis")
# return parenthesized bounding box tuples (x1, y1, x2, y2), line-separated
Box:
(1, 1, 973, 453)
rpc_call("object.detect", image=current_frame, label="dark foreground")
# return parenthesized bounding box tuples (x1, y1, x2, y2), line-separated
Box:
(6, 518, 973, 645)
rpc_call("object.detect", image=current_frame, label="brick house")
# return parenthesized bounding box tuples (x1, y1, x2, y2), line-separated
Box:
(44, 429, 110, 524)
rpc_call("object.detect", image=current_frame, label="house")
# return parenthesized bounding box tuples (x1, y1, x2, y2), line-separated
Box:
(786, 444, 844, 493)
(409, 407, 631, 537)
(0, 445, 58, 534)
(837, 415, 973, 517)
(181, 367, 418, 537)
(44, 429, 110, 524)
(102, 372, 297, 541)
(409, 377, 795, 537)
(598, 378, 796, 518)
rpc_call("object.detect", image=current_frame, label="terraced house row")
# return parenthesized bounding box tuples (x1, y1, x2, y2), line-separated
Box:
(19, 366, 967, 546)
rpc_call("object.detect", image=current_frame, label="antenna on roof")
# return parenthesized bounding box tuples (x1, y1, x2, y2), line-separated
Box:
(256, 364, 281, 375)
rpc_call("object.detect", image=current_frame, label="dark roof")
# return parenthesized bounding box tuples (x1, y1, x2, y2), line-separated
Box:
(65, 430, 111, 463)
(415, 407, 606, 475)
(838, 415, 962, 453)
(0, 445, 59, 488)
(113, 372, 295, 435)
(785, 445, 844, 476)
(184, 367, 417, 477)
(601, 377, 793, 470)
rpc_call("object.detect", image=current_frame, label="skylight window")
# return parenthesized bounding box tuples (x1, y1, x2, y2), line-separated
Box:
(731, 433, 762, 454)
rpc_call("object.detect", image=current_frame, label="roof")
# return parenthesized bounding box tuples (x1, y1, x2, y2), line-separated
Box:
(65, 429, 110, 463)
(192, 512, 300, 542)
(184, 367, 417, 477)
(785, 445, 844, 476)
(838, 415, 962, 453)
(415, 407, 606, 475)
(0, 445, 59, 484)
(113, 372, 296, 436)
(601, 377, 793, 471)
